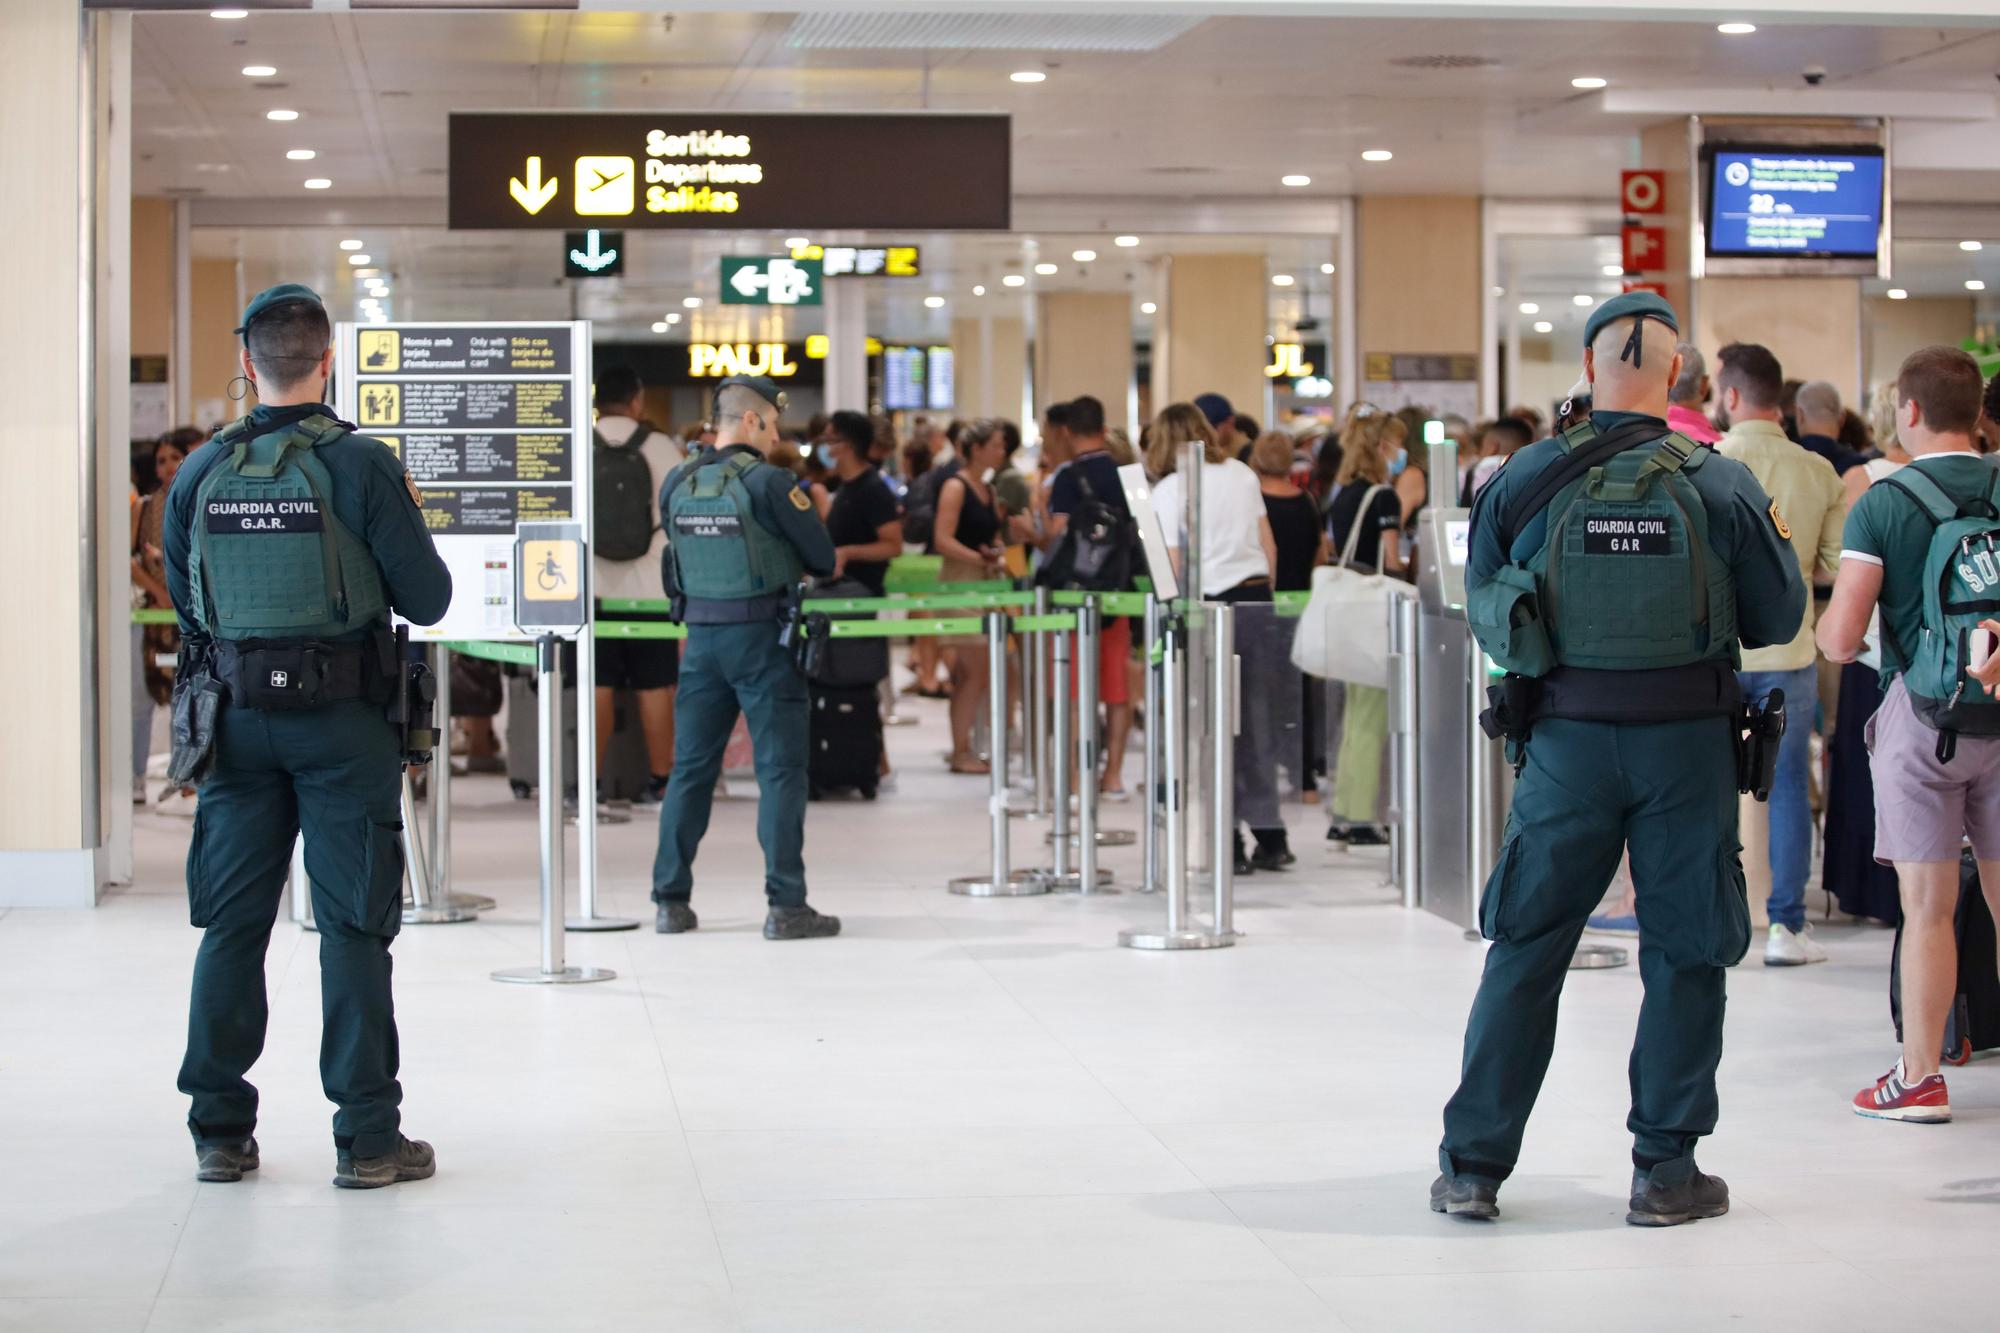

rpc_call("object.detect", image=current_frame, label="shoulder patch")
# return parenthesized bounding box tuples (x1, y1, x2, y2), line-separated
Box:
(1769, 499, 1791, 540)
(788, 485, 812, 512)
(404, 472, 424, 509)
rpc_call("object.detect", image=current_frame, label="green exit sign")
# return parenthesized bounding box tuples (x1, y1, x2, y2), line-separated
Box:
(721, 256, 822, 306)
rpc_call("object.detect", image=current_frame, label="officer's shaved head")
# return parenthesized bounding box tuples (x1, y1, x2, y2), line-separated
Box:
(1586, 316, 1682, 417)
(246, 300, 332, 392)
(716, 382, 775, 422)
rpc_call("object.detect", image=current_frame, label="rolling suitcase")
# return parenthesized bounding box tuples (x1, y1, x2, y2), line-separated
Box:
(809, 684, 881, 800)
(1891, 849, 2000, 1065)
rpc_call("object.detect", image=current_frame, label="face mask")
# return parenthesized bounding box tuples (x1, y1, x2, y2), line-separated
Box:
(1388, 447, 1408, 478)
(816, 444, 835, 468)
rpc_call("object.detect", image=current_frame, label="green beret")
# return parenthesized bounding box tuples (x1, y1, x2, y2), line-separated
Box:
(715, 375, 788, 414)
(235, 283, 324, 338)
(1582, 291, 1679, 349)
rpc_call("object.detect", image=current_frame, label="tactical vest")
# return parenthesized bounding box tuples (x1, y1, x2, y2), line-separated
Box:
(665, 451, 804, 602)
(188, 413, 389, 641)
(1467, 420, 1737, 678)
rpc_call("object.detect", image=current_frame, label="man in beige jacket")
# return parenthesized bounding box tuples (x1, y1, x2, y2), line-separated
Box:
(1715, 342, 1847, 965)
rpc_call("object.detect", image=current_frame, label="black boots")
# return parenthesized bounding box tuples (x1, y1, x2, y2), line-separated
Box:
(655, 902, 699, 934)
(1429, 1173, 1500, 1220)
(1626, 1164, 1729, 1227)
(765, 904, 842, 940)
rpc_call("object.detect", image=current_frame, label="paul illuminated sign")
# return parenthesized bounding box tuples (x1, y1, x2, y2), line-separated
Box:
(1266, 343, 1315, 378)
(688, 343, 801, 379)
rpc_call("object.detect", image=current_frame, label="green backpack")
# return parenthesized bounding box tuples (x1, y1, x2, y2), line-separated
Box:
(664, 451, 804, 601)
(1875, 460, 2000, 757)
(188, 414, 388, 640)
(1468, 421, 1735, 676)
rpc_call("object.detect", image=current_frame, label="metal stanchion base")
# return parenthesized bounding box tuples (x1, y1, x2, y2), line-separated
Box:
(566, 915, 640, 932)
(1570, 944, 1629, 970)
(403, 905, 479, 925)
(948, 872, 1050, 897)
(1038, 869, 1121, 894)
(491, 965, 618, 985)
(1118, 928, 1235, 950)
(451, 893, 498, 912)
(1046, 828, 1137, 847)
(884, 714, 919, 728)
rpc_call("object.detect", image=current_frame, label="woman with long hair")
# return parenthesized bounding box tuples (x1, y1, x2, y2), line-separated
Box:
(933, 419, 1011, 773)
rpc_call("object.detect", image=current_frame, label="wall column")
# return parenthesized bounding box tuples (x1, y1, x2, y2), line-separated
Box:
(1033, 292, 1134, 436)
(1352, 195, 1483, 417)
(1155, 253, 1265, 418)
(949, 307, 1026, 424)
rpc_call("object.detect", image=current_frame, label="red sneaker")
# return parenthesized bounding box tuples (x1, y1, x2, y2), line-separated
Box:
(1852, 1061, 1951, 1123)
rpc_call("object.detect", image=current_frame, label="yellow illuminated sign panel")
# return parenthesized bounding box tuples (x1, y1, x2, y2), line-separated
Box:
(358, 330, 400, 373)
(574, 155, 637, 217)
(358, 383, 401, 427)
(1266, 343, 1315, 379)
(687, 342, 801, 379)
(522, 539, 580, 601)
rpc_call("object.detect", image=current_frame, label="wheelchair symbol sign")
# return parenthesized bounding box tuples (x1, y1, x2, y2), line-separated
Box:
(522, 539, 579, 601)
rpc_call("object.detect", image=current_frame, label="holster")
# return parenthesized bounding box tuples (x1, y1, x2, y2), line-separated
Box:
(167, 637, 225, 787)
(1480, 674, 1541, 749)
(381, 624, 439, 765)
(661, 544, 687, 622)
(1737, 687, 1788, 801)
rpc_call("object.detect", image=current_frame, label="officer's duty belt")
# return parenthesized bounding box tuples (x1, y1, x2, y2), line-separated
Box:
(213, 636, 389, 711)
(682, 592, 789, 625)
(1531, 659, 1742, 725)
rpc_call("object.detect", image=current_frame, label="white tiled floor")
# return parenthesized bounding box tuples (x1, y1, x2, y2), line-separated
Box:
(4, 698, 1998, 1332)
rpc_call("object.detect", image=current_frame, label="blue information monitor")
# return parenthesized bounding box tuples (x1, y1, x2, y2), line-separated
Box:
(1706, 148, 1885, 259)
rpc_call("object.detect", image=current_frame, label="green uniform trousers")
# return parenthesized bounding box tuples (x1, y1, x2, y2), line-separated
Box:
(1440, 716, 1750, 1182)
(652, 619, 810, 908)
(176, 701, 406, 1158)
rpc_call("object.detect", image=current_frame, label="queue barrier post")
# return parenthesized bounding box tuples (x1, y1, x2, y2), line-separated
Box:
(568, 625, 639, 932)
(494, 633, 615, 985)
(1072, 597, 1116, 895)
(1208, 603, 1240, 942)
(948, 611, 1049, 898)
(427, 643, 497, 916)
(287, 834, 314, 931)
(1025, 586, 1053, 819)
(1140, 594, 1162, 895)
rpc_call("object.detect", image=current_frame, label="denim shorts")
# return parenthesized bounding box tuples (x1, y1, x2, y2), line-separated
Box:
(1865, 676, 2000, 864)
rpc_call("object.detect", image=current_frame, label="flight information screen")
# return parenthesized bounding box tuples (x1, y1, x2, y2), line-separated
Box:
(1706, 149, 1884, 259)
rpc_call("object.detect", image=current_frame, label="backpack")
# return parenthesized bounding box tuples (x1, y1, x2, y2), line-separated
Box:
(1876, 460, 2000, 759)
(594, 423, 656, 562)
(1466, 420, 1735, 677)
(901, 458, 959, 550)
(1035, 469, 1137, 592)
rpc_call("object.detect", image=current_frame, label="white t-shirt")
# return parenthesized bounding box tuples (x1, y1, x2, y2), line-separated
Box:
(1150, 457, 1270, 597)
(591, 415, 685, 602)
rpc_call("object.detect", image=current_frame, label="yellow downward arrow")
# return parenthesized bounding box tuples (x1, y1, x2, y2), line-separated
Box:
(509, 156, 559, 215)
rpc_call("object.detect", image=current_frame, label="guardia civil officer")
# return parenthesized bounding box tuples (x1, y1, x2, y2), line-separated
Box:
(653, 375, 840, 939)
(164, 285, 451, 1188)
(1431, 293, 1804, 1227)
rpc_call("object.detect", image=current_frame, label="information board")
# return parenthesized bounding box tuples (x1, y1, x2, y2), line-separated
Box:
(1706, 149, 1885, 259)
(882, 345, 927, 412)
(926, 347, 956, 412)
(337, 320, 590, 642)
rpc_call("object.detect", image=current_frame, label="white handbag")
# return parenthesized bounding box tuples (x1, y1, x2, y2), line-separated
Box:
(1289, 484, 1415, 687)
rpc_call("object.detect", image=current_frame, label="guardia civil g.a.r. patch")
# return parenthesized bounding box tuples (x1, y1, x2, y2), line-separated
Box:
(1769, 499, 1791, 540)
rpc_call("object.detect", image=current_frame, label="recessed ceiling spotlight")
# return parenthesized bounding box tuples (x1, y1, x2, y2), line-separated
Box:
(1570, 77, 1607, 90)
(209, 9, 248, 18)
(286, 149, 316, 161)
(1361, 149, 1393, 162)
(651, 321, 669, 333)
(1886, 288, 1909, 300)
(1321, 263, 1336, 275)
(1969, 279, 1988, 292)
(1010, 71, 1047, 84)
(1518, 302, 1540, 314)
(1272, 274, 1295, 287)
(1115, 235, 1140, 248)
(1492, 286, 1506, 297)
(1034, 262, 1058, 275)
(303, 178, 331, 189)
(1533, 320, 1554, 333)
(683, 297, 703, 308)
(972, 285, 986, 296)
(1962, 240, 1985, 252)
(1601, 264, 1624, 277)
(1140, 302, 1158, 315)
(339, 238, 364, 250)
(1717, 22, 1757, 35)
(1573, 294, 1594, 306)
(266, 109, 299, 122)
(924, 296, 946, 308)
(242, 65, 276, 78)
(1003, 274, 1027, 287)
(785, 236, 810, 249)
(353, 268, 379, 278)
(666, 312, 681, 324)
(347, 253, 370, 265)
(1072, 249, 1097, 263)
(1281, 174, 1311, 188)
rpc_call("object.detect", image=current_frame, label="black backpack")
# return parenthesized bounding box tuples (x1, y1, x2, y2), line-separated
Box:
(902, 458, 959, 551)
(594, 423, 657, 562)
(1036, 470, 1136, 592)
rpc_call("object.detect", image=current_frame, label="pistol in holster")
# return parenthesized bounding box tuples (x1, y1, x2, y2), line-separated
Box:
(1480, 674, 1541, 761)
(167, 634, 225, 787)
(381, 624, 439, 766)
(1736, 687, 1787, 801)
(777, 586, 828, 678)
(661, 544, 688, 622)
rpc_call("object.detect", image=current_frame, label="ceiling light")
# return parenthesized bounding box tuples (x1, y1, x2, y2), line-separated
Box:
(347, 253, 370, 265)
(353, 268, 378, 278)
(1571, 76, 1608, 90)
(1115, 235, 1140, 248)
(1518, 301, 1540, 314)
(242, 65, 276, 78)
(286, 149, 316, 161)
(666, 312, 681, 324)
(1272, 274, 1295, 287)
(1321, 263, 1336, 275)
(924, 295, 946, 308)
(1717, 22, 1756, 35)
(1035, 262, 1058, 275)
(1281, 174, 1311, 188)
(1601, 264, 1624, 277)
(339, 238, 364, 251)
(1492, 286, 1506, 297)
(651, 321, 669, 333)
(1533, 321, 1554, 333)
(972, 285, 986, 296)
(1573, 294, 1594, 306)
(784, 236, 809, 249)
(266, 109, 299, 122)
(683, 297, 703, 308)
(1886, 288, 1909, 300)
(303, 178, 330, 189)
(209, 8, 248, 17)
(1969, 280, 1988, 292)
(1072, 249, 1097, 263)
(1361, 149, 1393, 162)
(1010, 71, 1047, 84)
(1962, 240, 1985, 252)
(1140, 302, 1158, 315)
(1003, 274, 1027, 287)
(359, 298, 380, 309)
